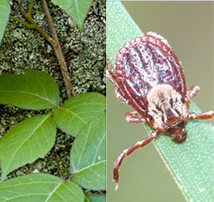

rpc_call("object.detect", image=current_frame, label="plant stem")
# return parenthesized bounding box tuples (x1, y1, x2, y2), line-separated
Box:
(11, 0, 74, 98)
(10, 16, 35, 29)
(41, 0, 73, 98)
(27, 0, 35, 17)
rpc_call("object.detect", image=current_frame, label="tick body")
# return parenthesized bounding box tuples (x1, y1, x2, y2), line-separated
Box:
(107, 32, 214, 190)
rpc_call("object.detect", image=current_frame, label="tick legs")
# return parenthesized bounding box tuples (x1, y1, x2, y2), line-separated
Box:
(125, 111, 145, 123)
(187, 86, 214, 120)
(190, 111, 214, 120)
(113, 130, 160, 190)
(187, 85, 200, 100)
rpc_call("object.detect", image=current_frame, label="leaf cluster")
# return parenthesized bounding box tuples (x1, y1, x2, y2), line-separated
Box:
(0, 70, 106, 202)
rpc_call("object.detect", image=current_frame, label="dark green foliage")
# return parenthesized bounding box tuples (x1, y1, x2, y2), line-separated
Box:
(0, 70, 106, 201)
(54, 93, 105, 136)
(71, 116, 106, 190)
(0, 70, 59, 110)
(0, 1, 106, 200)
(0, 173, 85, 202)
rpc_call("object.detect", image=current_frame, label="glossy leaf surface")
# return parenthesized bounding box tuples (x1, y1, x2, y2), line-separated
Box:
(54, 92, 105, 136)
(0, 70, 60, 110)
(71, 116, 106, 190)
(0, 114, 56, 179)
(0, 173, 85, 202)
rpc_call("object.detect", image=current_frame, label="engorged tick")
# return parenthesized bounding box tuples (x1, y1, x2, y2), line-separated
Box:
(107, 32, 214, 190)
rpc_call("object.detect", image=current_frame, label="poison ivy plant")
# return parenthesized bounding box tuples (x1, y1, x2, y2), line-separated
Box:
(51, 0, 93, 31)
(0, 0, 105, 201)
(0, 70, 106, 201)
(0, 0, 10, 42)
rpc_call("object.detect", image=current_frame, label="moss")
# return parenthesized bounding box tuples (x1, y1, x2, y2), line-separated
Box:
(0, 0, 105, 180)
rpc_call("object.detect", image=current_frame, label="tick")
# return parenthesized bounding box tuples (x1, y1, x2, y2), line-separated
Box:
(107, 32, 214, 190)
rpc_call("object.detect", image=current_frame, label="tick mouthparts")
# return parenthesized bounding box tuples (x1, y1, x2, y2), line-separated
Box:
(172, 132, 187, 143)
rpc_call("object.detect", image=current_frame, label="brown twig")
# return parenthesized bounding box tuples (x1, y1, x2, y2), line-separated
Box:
(11, 0, 73, 98)
(41, 0, 73, 97)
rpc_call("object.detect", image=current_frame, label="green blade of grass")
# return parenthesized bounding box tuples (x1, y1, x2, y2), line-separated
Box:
(107, 2, 214, 201)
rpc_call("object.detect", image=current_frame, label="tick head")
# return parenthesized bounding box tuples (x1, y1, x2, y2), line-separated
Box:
(171, 130, 187, 142)
(167, 120, 187, 143)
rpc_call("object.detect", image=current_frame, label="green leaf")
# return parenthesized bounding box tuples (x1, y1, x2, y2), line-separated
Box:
(107, 2, 214, 201)
(72, 160, 106, 191)
(0, 0, 10, 43)
(0, 70, 60, 110)
(54, 92, 105, 136)
(51, 0, 93, 31)
(87, 193, 106, 202)
(0, 173, 85, 202)
(71, 116, 106, 190)
(0, 114, 56, 179)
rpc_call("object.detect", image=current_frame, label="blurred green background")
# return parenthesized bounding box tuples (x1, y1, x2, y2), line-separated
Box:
(107, 2, 214, 202)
